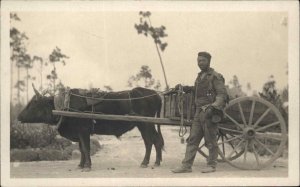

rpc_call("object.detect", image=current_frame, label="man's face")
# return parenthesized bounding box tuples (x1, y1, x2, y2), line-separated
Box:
(197, 56, 210, 71)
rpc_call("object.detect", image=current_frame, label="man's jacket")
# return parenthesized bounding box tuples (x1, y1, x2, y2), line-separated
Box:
(182, 68, 228, 111)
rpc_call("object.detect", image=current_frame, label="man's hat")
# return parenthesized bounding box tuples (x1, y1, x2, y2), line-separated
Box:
(198, 51, 211, 61)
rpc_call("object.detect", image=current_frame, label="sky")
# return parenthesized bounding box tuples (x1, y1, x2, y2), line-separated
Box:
(11, 11, 288, 100)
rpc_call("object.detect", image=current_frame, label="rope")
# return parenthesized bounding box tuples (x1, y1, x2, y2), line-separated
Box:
(70, 91, 156, 101)
(177, 85, 187, 138)
(62, 88, 163, 114)
(68, 88, 175, 102)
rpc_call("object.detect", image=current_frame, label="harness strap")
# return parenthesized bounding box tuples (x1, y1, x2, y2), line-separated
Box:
(91, 92, 95, 113)
(127, 91, 134, 114)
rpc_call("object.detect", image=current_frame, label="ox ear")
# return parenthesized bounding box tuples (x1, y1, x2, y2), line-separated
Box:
(32, 83, 42, 98)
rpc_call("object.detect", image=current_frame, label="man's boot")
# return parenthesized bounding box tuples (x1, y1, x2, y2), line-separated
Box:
(201, 165, 216, 173)
(171, 166, 192, 173)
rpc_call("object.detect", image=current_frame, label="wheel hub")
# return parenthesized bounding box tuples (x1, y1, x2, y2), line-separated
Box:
(243, 127, 256, 139)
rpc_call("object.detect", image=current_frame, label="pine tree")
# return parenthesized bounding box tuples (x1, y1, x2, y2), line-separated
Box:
(134, 11, 168, 90)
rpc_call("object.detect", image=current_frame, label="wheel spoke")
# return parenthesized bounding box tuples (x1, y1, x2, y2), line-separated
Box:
(225, 135, 244, 158)
(254, 138, 275, 156)
(221, 135, 225, 155)
(256, 132, 283, 141)
(255, 121, 280, 132)
(252, 143, 260, 167)
(227, 139, 244, 159)
(238, 102, 247, 127)
(243, 140, 248, 163)
(253, 108, 271, 128)
(224, 112, 244, 130)
(225, 134, 237, 150)
(217, 135, 242, 145)
(218, 126, 243, 134)
(248, 100, 256, 126)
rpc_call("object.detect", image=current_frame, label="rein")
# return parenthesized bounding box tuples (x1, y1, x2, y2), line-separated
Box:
(69, 91, 159, 101)
(66, 88, 177, 104)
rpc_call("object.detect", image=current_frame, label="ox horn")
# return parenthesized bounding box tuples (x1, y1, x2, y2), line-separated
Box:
(32, 83, 42, 97)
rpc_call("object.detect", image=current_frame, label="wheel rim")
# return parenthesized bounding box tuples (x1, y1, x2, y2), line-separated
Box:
(198, 133, 245, 162)
(218, 96, 287, 170)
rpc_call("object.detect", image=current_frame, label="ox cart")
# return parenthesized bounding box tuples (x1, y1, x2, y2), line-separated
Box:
(53, 89, 288, 170)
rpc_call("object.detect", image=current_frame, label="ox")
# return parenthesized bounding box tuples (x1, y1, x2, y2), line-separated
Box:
(18, 85, 164, 172)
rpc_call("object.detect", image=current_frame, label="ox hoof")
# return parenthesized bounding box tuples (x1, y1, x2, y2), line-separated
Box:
(81, 167, 91, 172)
(77, 165, 84, 169)
(153, 163, 160, 167)
(140, 164, 148, 168)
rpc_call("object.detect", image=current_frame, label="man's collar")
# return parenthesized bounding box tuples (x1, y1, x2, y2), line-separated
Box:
(199, 68, 214, 75)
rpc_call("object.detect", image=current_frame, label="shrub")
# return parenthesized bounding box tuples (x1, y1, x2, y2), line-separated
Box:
(90, 138, 101, 155)
(61, 143, 78, 159)
(38, 149, 68, 161)
(10, 123, 101, 162)
(71, 150, 81, 160)
(11, 149, 39, 162)
(55, 136, 72, 148)
(11, 148, 73, 162)
(10, 122, 58, 149)
(45, 135, 72, 150)
(61, 138, 101, 158)
(11, 139, 101, 162)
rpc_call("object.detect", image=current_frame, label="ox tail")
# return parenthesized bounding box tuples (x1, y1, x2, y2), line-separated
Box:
(157, 124, 165, 152)
(156, 101, 165, 153)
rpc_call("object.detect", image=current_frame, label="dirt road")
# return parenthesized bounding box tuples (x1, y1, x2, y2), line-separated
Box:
(11, 126, 288, 178)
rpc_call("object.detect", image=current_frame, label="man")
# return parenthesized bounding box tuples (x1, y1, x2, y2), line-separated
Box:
(172, 51, 228, 173)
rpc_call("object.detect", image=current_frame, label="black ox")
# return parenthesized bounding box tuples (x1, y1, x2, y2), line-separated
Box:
(18, 86, 164, 172)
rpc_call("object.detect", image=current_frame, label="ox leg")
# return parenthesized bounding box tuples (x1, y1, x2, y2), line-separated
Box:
(153, 133, 163, 167)
(141, 141, 152, 168)
(138, 125, 153, 168)
(78, 132, 92, 172)
(77, 141, 85, 169)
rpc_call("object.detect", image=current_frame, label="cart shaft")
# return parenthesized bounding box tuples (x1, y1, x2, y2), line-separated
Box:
(52, 110, 192, 126)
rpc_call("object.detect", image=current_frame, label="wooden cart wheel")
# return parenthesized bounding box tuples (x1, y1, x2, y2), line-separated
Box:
(197, 96, 287, 169)
(198, 132, 245, 162)
(217, 96, 287, 170)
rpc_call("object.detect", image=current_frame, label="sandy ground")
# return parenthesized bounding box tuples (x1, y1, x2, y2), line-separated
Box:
(10, 126, 288, 178)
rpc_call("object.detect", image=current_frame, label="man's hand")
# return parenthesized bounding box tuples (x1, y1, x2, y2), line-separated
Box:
(205, 105, 214, 119)
(205, 106, 223, 123)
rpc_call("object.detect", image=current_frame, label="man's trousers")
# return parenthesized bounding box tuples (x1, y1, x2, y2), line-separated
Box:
(181, 108, 219, 168)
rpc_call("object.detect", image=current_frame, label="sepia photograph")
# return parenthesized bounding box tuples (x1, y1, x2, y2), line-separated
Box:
(1, 0, 299, 186)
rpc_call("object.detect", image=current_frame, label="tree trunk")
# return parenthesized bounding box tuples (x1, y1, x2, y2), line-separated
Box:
(40, 61, 43, 91)
(154, 43, 169, 90)
(53, 63, 56, 94)
(11, 58, 13, 103)
(17, 67, 20, 104)
(147, 17, 169, 90)
(26, 68, 28, 104)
